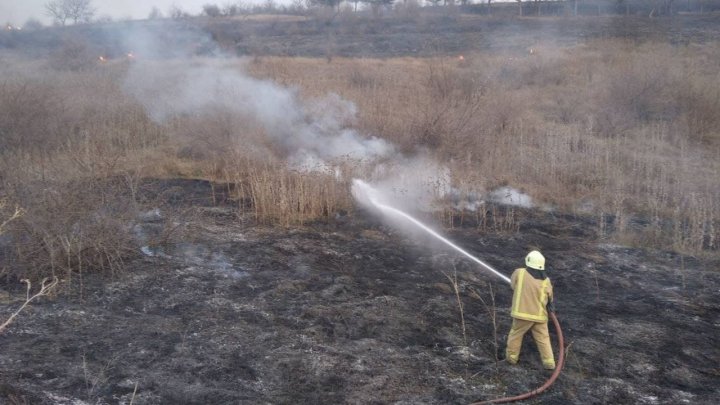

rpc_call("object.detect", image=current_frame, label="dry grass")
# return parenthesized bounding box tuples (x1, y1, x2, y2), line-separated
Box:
(0, 61, 162, 284)
(242, 159, 351, 226)
(247, 41, 720, 252)
(1, 38, 719, 285)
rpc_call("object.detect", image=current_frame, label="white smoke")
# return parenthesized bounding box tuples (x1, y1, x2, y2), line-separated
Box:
(352, 164, 535, 224)
(363, 154, 451, 213)
(119, 25, 392, 169)
(117, 25, 532, 216)
(487, 186, 534, 208)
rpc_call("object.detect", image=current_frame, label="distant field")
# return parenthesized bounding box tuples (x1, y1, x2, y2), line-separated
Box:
(226, 13, 310, 22)
(3, 13, 720, 58)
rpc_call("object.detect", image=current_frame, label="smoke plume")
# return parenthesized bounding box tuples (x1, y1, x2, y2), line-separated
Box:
(117, 24, 531, 217)
(119, 26, 392, 170)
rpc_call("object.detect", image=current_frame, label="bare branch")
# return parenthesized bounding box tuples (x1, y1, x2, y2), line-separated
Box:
(441, 264, 467, 347)
(0, 277, 59, 334)
(44, 0, 95, 26)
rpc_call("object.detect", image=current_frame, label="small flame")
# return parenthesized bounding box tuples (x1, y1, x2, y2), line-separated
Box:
(127, 52, 135, 59)
(458, 55, 465, 61)
(98, 56, 106, 62)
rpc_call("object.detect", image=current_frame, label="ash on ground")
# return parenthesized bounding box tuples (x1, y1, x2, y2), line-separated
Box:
(0, 180, 718, 405)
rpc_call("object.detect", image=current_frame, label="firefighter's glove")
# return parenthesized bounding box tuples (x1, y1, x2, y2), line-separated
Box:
(547, 300, 556, 313)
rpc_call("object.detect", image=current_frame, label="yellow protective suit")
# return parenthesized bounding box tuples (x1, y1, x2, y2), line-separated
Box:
(505, 267, 555, 369)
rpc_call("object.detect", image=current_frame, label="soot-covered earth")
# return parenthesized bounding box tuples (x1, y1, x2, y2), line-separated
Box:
(1, 180, 719, 404)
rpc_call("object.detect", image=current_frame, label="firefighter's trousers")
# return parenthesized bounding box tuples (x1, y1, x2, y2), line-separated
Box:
(505, 318, 555, 369)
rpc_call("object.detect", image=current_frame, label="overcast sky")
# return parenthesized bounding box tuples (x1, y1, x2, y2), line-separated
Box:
(1, 0, 274, 25)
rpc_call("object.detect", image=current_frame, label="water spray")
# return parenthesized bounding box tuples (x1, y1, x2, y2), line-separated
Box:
(351, 178, 565, 404)
(352, 179, 510, 284)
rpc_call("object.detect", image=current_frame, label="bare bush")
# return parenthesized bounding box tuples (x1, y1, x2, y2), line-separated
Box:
(0, 65, 167, 285)
(48, 37, 99, 71)
(678, 79, 720, 144)
(0, 80, 67, 152)
(203, 4, 223, 17)
(2, 178, 138, 283)
(411, 60, 484, 152)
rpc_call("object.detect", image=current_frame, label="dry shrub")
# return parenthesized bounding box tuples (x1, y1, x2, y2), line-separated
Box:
(156, 106, 356, 226)
(671, 192, 719, 252)
(0, 80, 68, 153)
(496, 50, 569, 88)
(594, 58, 681, 135)
(1, 178, 137, 283)
(348, 67, 379, 90)
(171, 112, 245, 161)
(411, 60, 483, 152)
(305, 57, 488, 155)
(0, 64, 165, 284)
(677, 77, 720, 144)
(0, 63, 164, 158)
(48, 36, 100, 72)
(240, 159, 352, 226)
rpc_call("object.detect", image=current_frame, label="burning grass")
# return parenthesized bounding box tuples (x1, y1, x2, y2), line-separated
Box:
(1, 36, 719, 285)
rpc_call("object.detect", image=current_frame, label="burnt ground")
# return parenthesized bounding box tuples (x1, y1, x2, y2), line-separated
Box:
(3, 14, 720, 59)
(0, 179, 719, 404)
(219, 14, 720, 58)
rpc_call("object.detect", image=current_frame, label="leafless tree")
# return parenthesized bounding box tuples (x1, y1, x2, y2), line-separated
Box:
(45, 0, 95, 26)
(203, 3, 222, 17)
(66, 0, 95, 24)
(45, 0, 68, 25)
(169, 4, 189, 19)
(148, 6, 163, 20)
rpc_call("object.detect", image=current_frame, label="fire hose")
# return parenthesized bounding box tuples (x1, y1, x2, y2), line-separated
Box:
(352, 180, 566, 404)
(468, 311, 565, 404)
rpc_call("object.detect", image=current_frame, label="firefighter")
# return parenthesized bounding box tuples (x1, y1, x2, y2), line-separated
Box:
(505, 250, 556, 370)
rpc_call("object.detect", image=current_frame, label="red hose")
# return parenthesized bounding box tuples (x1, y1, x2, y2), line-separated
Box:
(469, 312, 565, 404)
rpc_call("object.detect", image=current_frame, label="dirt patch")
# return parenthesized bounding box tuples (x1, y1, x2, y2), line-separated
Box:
(0, 180, 718, 404)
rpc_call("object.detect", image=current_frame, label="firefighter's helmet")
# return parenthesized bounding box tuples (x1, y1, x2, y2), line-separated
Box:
(525, 250, 545, 270)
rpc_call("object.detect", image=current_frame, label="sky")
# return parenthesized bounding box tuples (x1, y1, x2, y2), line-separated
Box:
(1, 0, 273, 25)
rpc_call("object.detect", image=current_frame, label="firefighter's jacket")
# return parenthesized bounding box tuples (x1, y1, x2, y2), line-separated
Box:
(510, 267, 553, 323)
